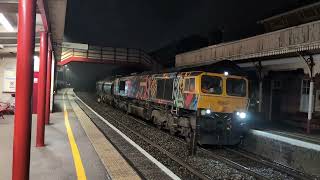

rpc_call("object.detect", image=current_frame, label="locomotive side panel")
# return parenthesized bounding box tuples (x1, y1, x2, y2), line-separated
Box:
(96, 70, 249, 147)
(173, 72, 202, 111)
(149, 73, 176, 105)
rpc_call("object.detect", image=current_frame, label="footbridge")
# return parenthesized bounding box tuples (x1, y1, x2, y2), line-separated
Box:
(58, 43, 160, 69)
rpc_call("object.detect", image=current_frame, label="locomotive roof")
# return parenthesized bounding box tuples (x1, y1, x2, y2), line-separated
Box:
(137, 60, 247, 76)
(177, 60, 247, 77)
(98, 60, 247, 82)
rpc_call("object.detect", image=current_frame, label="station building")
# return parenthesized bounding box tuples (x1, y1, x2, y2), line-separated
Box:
(175, 1, 320, 131)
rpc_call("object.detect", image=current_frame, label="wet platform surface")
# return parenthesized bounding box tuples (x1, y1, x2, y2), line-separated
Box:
(0, 89, 139, 179)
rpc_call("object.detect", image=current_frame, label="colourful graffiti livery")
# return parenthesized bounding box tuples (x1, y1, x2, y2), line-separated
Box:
(96, 69, 249, 149)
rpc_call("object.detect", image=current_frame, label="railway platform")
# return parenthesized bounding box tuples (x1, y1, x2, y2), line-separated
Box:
(0, 89, 140, 180)
(243, 123, 320, 177)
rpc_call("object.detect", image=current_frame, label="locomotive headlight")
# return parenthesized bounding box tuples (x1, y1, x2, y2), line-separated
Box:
(201, 109, 211, 116)
(236, 111, 247, 119)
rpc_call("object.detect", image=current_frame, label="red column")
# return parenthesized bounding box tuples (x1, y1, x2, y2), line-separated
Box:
(45, 49, 52, 125)
(12, 0, 37, 179)
(36, 31, 48, 147)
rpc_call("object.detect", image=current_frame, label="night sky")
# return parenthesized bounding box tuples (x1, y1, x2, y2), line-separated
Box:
(64, 0, 309, 52)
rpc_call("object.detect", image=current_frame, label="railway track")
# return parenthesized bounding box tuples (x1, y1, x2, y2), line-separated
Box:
(223, 148, 315, 180)
(76, 92, 315, 180)
(103, 103, 312, 180)
(103, 108, 211, 180)
(104, 106, 271, 179)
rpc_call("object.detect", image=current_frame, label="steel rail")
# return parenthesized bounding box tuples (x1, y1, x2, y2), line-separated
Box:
(80, 94, 307, 180)
(101, 104, 270, 180)
(103, 105, 269, 180)
(100, 106, 211, 180)
(225, 148, 315, 180)
(201, 148, 269, 180)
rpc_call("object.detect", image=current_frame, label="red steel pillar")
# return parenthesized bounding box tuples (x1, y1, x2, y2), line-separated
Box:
(12, 0, 37, 179)
(45, 49, 52, 125)
(36, 31, 48, 147)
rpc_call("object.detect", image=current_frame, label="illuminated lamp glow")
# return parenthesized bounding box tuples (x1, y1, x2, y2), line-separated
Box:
(34, 56, 39, 72)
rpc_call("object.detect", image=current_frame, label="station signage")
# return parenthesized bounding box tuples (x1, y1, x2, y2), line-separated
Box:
(3, 69, 16, 93)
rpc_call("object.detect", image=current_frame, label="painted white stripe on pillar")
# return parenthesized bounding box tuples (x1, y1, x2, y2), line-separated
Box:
(50, 53, 55, 112)
(308, 81, 314, 121)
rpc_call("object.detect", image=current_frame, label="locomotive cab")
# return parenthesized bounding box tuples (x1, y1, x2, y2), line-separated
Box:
(195, 72, 249, 145)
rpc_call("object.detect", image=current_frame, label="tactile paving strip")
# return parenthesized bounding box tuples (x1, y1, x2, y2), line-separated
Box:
(73, 97, 173, 180)
(68, 93, 141, 180)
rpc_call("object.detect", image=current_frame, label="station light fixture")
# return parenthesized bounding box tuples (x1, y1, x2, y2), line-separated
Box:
(224, 71, 229, 76)
(0, 13, 14, 32)
(34, 56, 39, 72)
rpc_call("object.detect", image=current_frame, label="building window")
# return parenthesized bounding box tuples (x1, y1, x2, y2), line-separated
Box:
(302, 79, 310, 95)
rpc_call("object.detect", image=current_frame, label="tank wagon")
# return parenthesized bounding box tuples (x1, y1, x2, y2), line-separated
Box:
(96, 63, 249, 153)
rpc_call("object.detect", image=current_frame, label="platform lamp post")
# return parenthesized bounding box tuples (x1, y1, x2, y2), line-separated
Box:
(12, 0, 37, 179)
(255, 61, 264, 113)
(298, 52, 315, 134)
(305, 55, 314, 134)
(36, 31, 48, 147)
(308, 78, 314, 134)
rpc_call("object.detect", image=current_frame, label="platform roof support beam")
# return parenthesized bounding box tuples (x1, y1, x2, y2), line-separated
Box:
(36, 31, 48, 147)
(12, 0, 37, 179)
(45, 48, 52, 125)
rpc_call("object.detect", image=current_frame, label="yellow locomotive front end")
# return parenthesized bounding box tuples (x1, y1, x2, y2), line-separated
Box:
(185, 72, 249, 145)
(196, 72, 248, 114)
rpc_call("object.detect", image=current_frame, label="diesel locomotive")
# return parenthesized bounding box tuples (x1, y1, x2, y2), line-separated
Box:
(96, 64, 249, 153)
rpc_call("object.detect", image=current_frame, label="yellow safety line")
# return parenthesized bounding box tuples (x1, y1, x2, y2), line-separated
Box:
(63, 92, 87, 180)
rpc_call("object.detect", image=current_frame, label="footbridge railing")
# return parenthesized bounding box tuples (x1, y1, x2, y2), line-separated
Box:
(59, 45, 157, 68)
